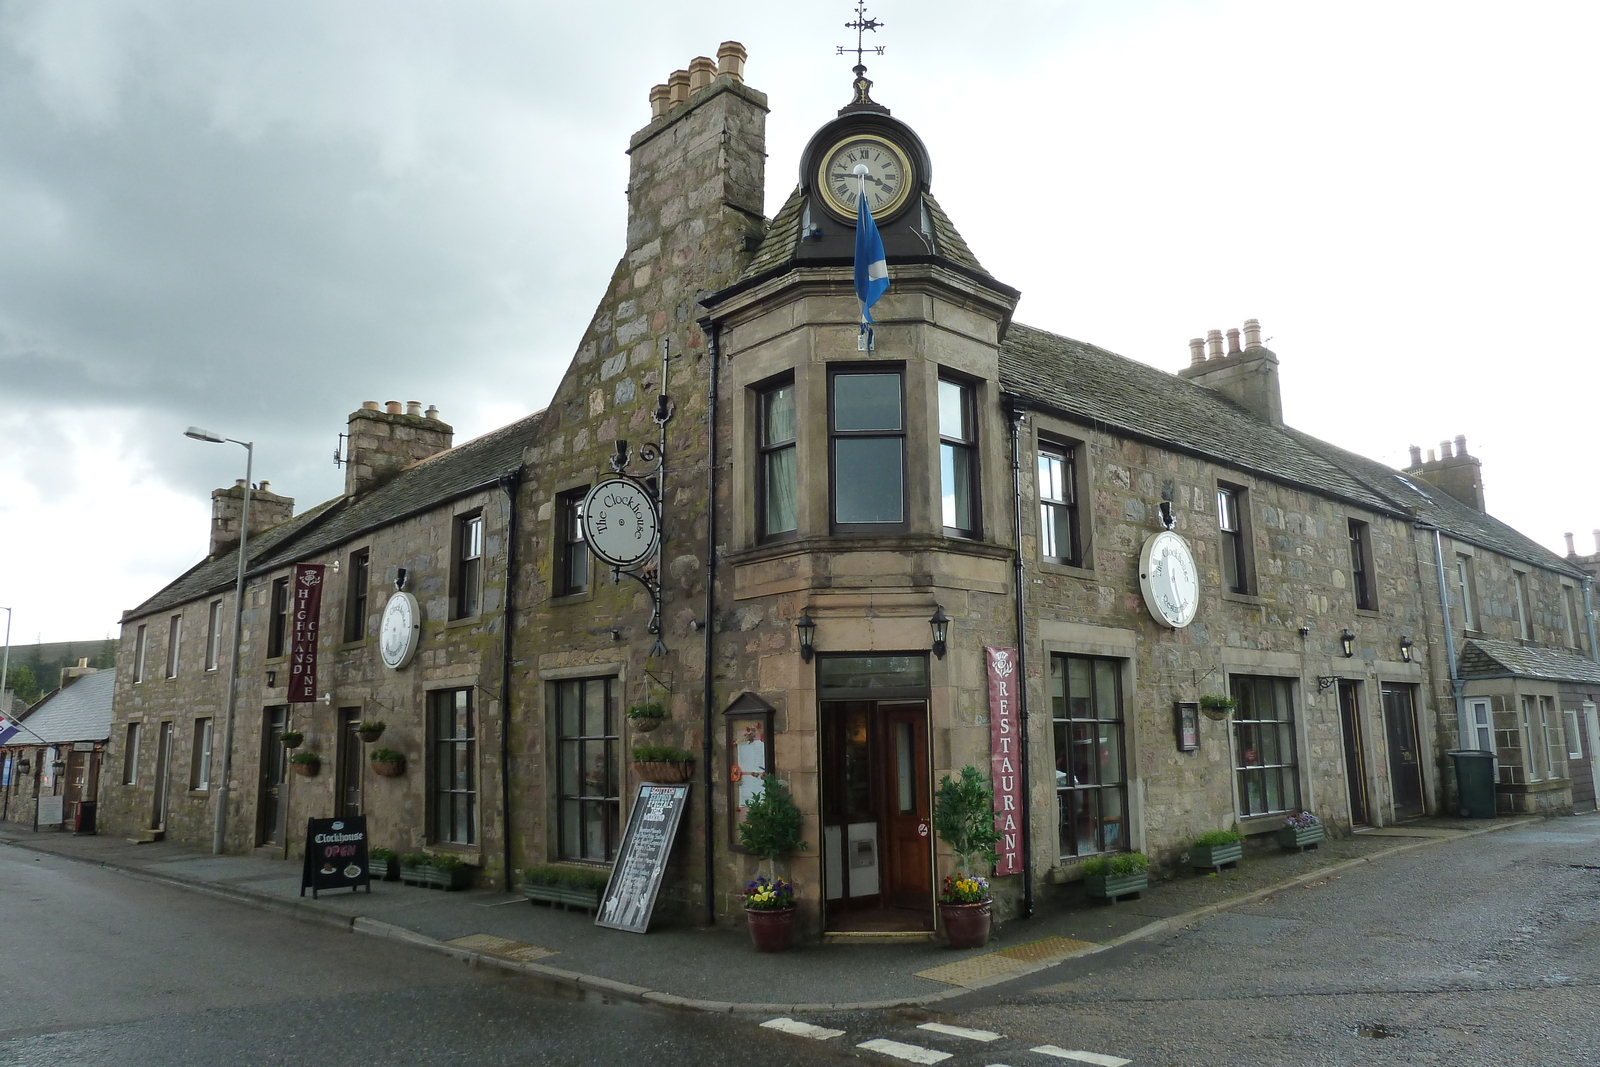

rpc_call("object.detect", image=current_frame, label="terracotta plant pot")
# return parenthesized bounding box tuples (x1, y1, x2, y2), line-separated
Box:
(940, 899, 992, 949)
(745, 906, 797, 952)
(633, 760, 694, 783)
(370, 758, 406, 777)
(290, 760, 320, 777)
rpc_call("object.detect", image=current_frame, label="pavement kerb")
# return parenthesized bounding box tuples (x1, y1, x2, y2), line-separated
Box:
(2, 816, 1539, 1016)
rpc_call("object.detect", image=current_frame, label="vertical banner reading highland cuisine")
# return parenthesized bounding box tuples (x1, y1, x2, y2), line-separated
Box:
(288, 563, 326, 703)
(985, 646, 1023, 876)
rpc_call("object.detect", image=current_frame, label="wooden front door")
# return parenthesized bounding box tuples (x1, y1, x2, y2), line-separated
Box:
(336, 708, 363, 818)
(258, 707, 289, 846)
(1338, 682, 1370, 826)
(1382, 684, 1425, 819)
(820, 699, 933, 929)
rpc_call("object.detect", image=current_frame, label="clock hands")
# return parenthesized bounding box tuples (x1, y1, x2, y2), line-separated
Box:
(832, 171, 888, 187)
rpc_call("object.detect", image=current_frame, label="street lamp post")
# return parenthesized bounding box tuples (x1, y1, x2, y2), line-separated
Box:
(185, 426, 253, 855)
(1, 606, 12, 715)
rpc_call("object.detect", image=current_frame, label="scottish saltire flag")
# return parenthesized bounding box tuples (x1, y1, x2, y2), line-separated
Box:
(854, 186, 889, 351)
(0, 717, 20, 746)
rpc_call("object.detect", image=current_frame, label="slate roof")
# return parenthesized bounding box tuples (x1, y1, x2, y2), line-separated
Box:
(737, 188, 988, 284)
(1458, 637, 1600, 685)
(14, 670, 113, 743)
(125, 411, 546, 624)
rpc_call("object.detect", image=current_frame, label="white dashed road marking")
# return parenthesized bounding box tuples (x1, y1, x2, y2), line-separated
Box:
(1030, 1046, 1132, 1067)
(917, 1022, 1003, 1042)
(857, 1037, 955, 1063)
(760, 1017, 845, 1040)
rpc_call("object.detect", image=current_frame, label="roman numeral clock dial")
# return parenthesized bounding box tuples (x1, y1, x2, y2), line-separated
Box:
(818, 134, 914, 221)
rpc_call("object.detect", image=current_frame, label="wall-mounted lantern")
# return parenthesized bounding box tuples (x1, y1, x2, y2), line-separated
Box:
(1339, 629, 1356, 658)
(1399, 636, 1414, 664)
(929, 606, 950, 660)
(796, 612, 816, 663)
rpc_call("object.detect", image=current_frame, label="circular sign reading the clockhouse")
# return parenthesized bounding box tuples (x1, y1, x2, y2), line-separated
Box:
(580, 478, 660, 570)
(1138, 530, 1200, 629)
(379, 591, 421, 670)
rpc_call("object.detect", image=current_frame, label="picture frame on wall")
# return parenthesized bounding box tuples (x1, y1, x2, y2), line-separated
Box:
(1175, 701, 1200, 752)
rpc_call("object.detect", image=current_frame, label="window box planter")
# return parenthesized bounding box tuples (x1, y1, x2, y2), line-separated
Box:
(1190, 841, 1242, 872)
(630, 746, 696, 783)
(367, 855, 399, 881)
(399, 857, 472, 890)
(1083, 871, 1148, 903)
(521, 883, 604, 912)
(1274, 824, 1325, 851)
(522, 864, 609, 912)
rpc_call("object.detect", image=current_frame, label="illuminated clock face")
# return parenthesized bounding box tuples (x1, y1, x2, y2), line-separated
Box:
(1139, 530, 1200, 629)
(379, 592, 420, 670)
(817, 134, 914, 221)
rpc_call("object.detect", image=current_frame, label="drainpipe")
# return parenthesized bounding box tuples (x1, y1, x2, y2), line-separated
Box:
(699, 317, 721, 927)
(1423, 525, 1466, 750)
(498, 468, 522, 891)
(1583, 578, 1598, 665)
(1005, 394, 1034, 919)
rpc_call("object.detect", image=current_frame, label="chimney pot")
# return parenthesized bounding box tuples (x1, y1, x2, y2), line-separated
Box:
(1188, 338, 1205, 366)
(406, 400, 422, 417)
(1454, 433, 1468, 457)
(425, 404, 439, 421)
(1226, 327, 1241, 355)
(1206, 329, 1224, 360)
(1243, 318, 1263, 349)
(258, 480, 270, 494)
(362, 400, 380, 411)
(688, 56, 716, 92)
(1566, 532, 1578, 555)
(1427, 449, 1437, 462)
(1593, 529, 1600, 554)
(1408, 445, 1422, 466)
(385, 400, 402, 415)
(1439, 439, 1453, 460)
(667, 69, 690, 106)
(235, 478, 247, 488)
(649, 83, 670, 119)
(717, 41, 747, 82)
(77, 658, 88, 668)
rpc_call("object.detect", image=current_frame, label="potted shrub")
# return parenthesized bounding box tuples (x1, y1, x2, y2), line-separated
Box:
(631, 743, 695, 783)
(369, 747, 407, 777)
(288, 751, 321, 777)
(933, 765, 1002, 949)
(626, 701, 668, 734)
(522, 864, 608, 912)
(1190, 828, 1243, 872)
(368, 846, 397, 881)
(278, 729, 304, 748)
(738, 775, 806, 952)
(1081, 851, 1150, 903)
(356, 720, 386, 743)
(1198, 695, 1237, 721)
(1275, 811, 1325, 851)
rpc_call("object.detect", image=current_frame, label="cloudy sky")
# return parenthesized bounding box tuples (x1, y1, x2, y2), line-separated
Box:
(2, 0, 1596, 644)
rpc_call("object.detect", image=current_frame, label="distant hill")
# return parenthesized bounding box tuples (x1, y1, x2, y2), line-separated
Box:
(4, 639, 116, 704)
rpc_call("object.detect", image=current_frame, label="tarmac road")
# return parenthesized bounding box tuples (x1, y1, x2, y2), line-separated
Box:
(0, 846, 854, 1067)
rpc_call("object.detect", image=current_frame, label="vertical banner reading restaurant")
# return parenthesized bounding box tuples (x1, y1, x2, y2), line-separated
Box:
(985, 646, 1022, 876)
(289, 564, 326, 704)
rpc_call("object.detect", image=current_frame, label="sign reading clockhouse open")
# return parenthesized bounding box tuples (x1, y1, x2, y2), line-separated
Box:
(580, 478, 660, 570)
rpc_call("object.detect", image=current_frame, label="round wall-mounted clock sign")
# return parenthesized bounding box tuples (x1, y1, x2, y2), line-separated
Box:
(816, 133, 915, 222)
(581, 478, 660, 570)
(1139, 530, 1200, 629)
(379, 591, 421, 670)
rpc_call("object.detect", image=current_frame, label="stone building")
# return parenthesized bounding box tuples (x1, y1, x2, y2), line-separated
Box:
(103, 44, 1598, 938)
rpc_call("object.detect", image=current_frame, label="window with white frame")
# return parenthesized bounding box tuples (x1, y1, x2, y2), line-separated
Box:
(1466, 698, 1493, 752)
(454, 513, 484, 619)
(123, 722, 142, 785)
(1037, 443, 1080, 566)
(1563, 706, 1584, 761)
(165, 614, 182, 679)
(1218, 485, 1253, 594)
(190, 717, 213, 790)
(1455, 555, 1478, 630)
(1520, 695, 1561, 781)
(1348, 518, 1375, 610)
(757, 379, 797, 540)
(938, 377, 978, 536)
(1563, 585, 1580, 648)
(205, 599, 222, 670)
(557, 489, 589, 596)
(1513, 572, 1531, 640)
(133, 624, 147, 684)
(1232, 675, 1300, 817)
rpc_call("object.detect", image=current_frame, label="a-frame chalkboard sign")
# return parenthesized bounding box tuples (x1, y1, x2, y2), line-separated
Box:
(595, 783, 690, 933)
(300, 815, 372, 898)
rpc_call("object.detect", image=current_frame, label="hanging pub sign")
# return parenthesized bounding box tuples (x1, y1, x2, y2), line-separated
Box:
(985, 646, 1023, 877)
(289, 563, 326, 703)
(595, 783, 690, 933)
(300, 815, 372, 898)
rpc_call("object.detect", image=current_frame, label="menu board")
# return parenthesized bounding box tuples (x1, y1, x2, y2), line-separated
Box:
(595, 783, 690, 934)
(300, 816, 372, 899)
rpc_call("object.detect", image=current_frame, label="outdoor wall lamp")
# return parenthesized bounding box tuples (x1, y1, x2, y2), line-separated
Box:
(930, 606, 950, 660)
(1339, 629, 1356, 658)
(796, 612, 816, 663)
(1399, 636, 1414, 664)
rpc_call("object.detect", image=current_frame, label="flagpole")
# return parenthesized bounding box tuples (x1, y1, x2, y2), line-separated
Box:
(1, 606, 12, 717)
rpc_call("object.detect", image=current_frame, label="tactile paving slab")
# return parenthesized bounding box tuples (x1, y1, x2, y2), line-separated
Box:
(447, 933, 557, 962)
(996, 935, 1097, 961)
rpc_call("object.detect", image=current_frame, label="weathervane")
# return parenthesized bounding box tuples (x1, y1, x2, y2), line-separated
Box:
(837, 2, 884, 75)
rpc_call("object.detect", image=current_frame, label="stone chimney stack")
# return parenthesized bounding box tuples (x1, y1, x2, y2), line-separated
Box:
(58, 658, 98, 691)
(1566, 532, 1578, 556)
(1401, 432, 1486, 512)
(1178, 318, 1284, 426)
(210, 479, 294, 558)
(344, 400, 453, 497)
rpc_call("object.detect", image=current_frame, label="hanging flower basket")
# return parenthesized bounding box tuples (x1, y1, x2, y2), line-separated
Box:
(356, 721, 386, 743)
(369, 748, 406, 777)
(626, 702, 668, 734)
(289, 754, 321, 777)
(279, 730, 304, 748)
